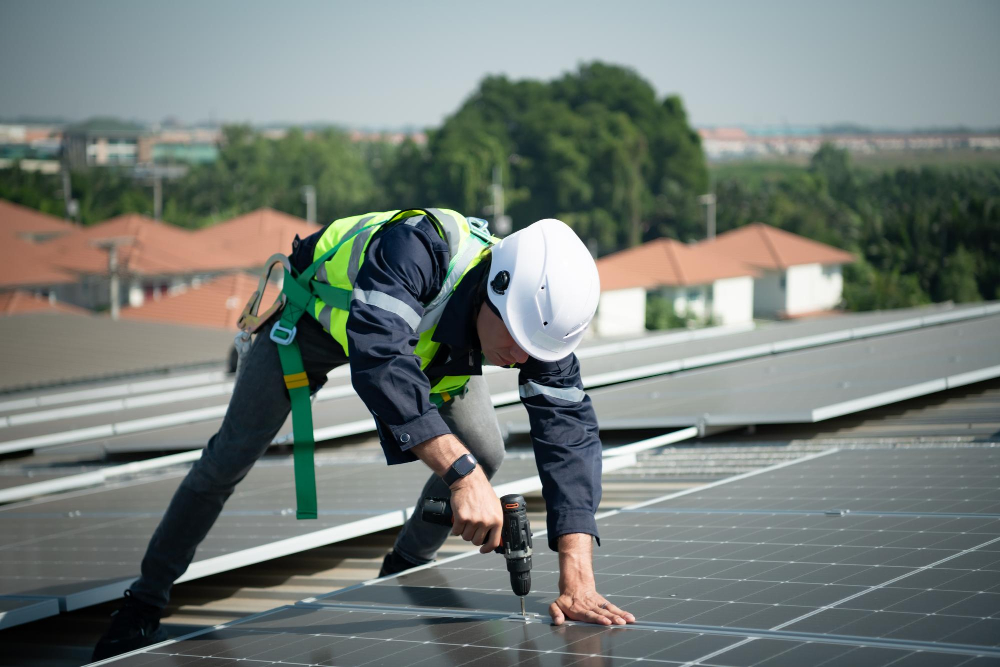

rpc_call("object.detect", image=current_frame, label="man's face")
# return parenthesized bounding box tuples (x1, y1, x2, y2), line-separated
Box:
(477, 302, 529, 367)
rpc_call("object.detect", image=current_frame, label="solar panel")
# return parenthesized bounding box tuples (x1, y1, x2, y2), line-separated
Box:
(502, 315, 1000, 432)
(0, 596, 60, 628)
(0, 455, 541, 614)
(4, 302, 993, 458)
(293, 446, 1000, 662)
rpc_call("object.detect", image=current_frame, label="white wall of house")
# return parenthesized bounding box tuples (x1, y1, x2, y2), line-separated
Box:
(711, 276, 754, 325)
(785, 263, 844, 316)
(753, 270, 785, 318)
(595, 287, 646, 337)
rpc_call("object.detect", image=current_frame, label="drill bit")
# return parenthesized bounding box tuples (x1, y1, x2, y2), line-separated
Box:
(520, 596, 526, 616)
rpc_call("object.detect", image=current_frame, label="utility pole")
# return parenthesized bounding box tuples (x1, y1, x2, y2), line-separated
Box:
(698, 193, 717, 240)
(94, 237, 132, 320)
(491, 165, 512, 236)
(301, 185, 316, 223)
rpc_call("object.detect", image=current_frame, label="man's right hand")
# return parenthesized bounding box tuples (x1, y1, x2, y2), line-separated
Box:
(449, 468, 503, 553)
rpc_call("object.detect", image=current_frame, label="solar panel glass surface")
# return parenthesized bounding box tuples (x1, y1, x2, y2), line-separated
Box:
(0, 456, 540, 608)
(310, 447, 1000, 661)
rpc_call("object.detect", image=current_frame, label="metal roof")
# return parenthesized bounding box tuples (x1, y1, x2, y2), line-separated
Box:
(0, 313, 235, 393)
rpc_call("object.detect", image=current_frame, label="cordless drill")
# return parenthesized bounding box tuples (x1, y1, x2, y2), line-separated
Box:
(422, 493, 533, 615)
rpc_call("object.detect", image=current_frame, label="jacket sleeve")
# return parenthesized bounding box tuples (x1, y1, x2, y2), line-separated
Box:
(517, 353, 603, 551)
(346, 222, 452, 464)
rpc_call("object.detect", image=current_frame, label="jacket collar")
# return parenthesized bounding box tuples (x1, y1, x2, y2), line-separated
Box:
(432, 260, 488, 351)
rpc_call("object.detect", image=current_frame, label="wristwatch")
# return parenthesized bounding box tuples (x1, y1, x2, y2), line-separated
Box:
(442, 453, 478, 486)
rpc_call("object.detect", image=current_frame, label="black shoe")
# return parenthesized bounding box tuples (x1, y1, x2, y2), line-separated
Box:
(378, 550, 422, 577)
(91, 591, 168, 662)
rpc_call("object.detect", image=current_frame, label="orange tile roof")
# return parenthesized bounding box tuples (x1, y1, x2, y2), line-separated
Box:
(40, 214, 246, 276)
(197, 208, 321, 269)
(0, 236, 77, 288)
(597, 238, 759, 291)
(699, 223, 855, 270)
(120, 272, 265, 330)
(0, 291, 89, 316)
(0, 199, 76, 241)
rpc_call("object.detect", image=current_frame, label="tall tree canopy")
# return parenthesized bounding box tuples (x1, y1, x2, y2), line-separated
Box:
(422, 63, 708, 254)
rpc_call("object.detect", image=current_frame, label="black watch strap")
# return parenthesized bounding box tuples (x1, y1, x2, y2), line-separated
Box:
(443, 453, 478, 486)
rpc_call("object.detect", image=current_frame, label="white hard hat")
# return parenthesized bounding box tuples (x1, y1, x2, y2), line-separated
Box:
(486, 218, 600, 362)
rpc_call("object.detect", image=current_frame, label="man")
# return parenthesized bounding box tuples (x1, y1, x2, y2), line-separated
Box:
(93, 208, 635, 661)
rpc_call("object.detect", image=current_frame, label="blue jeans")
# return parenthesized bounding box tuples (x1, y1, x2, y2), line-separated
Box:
(129, 321, 504, 609)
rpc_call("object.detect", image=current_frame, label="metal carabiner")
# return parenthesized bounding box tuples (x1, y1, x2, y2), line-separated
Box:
(236, 253, 292, 334)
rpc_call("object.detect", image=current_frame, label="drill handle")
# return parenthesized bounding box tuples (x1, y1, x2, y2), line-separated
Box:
(421, 497, 453, 526)
(421, 496, 509, 555)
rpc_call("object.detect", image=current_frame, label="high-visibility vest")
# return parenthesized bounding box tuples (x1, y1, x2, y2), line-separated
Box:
(308, 207, 495, 399)
(270, 208, 495, 519)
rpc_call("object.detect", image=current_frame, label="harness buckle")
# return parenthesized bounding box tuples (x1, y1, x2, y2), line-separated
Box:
(467, 217, 494, 245)
(269, 321, 298, 346)
(237, 253, 292, 334)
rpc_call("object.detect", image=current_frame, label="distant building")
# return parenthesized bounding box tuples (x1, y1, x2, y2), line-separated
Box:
(698, 223, 855, 318)
(62, 118, 146, 168)
(595, 238, 759, 337)
(148, 127, 221, 165)
(0, 124, 62, 172)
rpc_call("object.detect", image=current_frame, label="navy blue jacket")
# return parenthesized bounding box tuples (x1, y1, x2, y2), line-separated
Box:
(291, 214, 602, 550)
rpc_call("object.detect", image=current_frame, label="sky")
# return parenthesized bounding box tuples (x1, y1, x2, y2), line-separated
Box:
(1, 0, 998, 130)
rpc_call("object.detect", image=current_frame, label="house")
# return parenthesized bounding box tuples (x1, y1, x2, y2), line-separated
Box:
(0, 236, 77, 299)
(120, 273, 263, 330)
(594, 238, 759, 337)
(196, 208, 321, 270)
(0, 199, 75, 243)
(39, 214, 245, 311)
(699, 223, 855, 318)
(0, 290, 90, 317)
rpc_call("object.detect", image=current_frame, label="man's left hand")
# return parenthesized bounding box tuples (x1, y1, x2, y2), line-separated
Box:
(549, 588, 635, 626)
(550, 533, 636, 626)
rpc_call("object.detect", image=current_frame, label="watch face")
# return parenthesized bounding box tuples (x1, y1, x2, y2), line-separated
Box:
(454, 454, 477, 477)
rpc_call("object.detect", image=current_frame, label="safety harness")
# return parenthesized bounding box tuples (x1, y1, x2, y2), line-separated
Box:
(236, 209, 494, 520)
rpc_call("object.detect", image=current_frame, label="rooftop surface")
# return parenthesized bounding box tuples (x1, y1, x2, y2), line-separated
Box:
(119, 273, 263, 330)
(194, 208, 320, 269)
(40, 214, 246, 276)
(0, 199, 75, 241)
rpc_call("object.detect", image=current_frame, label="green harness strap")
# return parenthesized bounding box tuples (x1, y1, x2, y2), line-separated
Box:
(271, 268, 320, 519)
